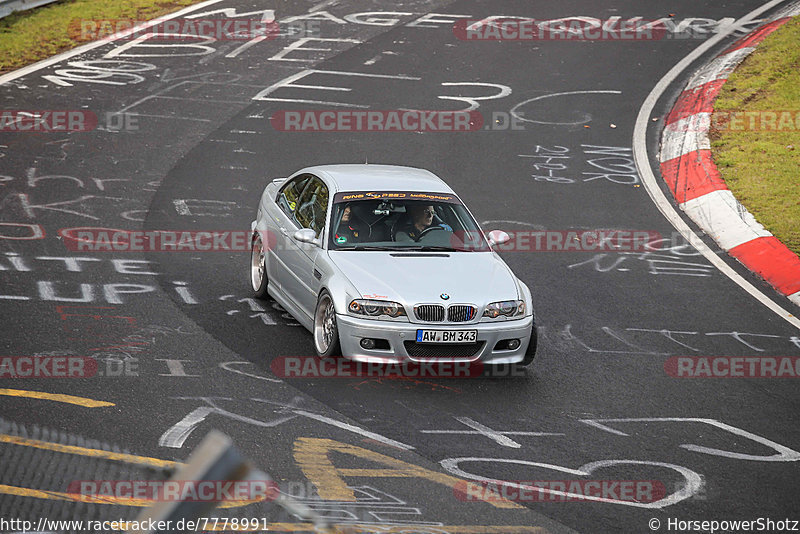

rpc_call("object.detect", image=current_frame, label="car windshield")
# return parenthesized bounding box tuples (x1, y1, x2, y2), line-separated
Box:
(329, 191, 490, 251)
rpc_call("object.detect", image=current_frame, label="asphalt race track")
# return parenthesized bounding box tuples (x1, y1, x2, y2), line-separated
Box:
(1, 1, 799, 532)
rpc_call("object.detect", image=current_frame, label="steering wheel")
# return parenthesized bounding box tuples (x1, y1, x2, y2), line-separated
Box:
(417, 225, 446, 239)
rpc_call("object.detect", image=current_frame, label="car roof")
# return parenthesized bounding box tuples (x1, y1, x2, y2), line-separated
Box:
(298, 164, 455, 194)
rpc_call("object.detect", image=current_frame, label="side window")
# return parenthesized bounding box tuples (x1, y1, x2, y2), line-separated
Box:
(295, 177, 329, 236)
(277, 174, 311, 217)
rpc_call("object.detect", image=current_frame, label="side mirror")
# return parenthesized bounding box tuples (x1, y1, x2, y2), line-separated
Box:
(293, 228, 320, 246)
(487, 230, 511, 247)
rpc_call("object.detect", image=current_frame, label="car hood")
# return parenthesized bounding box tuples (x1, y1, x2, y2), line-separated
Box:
(327, 251, 519, 306)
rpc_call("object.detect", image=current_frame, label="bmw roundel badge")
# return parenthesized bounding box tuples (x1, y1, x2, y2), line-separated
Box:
(440, 293, 450, 300)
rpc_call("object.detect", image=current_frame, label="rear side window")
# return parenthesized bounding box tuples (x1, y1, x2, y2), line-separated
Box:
(277, 174, 311, 216)
(295, 177, 329, 236)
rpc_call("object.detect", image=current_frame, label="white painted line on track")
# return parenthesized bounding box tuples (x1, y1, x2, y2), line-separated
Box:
(421, 416, 563, 449)
(220, 361, 282, 383)
(632, 0, 800, 330)
(292, 409, 415, 450)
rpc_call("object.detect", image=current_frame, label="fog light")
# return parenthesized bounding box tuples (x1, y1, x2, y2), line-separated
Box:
(507, 339, 521, 350)
(360, 338, 376, 349)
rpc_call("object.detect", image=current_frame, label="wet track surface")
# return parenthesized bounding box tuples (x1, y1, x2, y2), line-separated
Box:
(1, 0, 799, 532)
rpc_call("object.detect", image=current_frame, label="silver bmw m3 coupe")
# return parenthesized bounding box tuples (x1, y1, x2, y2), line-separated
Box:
(250, 164, 536, 366)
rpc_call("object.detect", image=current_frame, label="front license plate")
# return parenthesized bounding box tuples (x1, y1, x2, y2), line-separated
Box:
(416, 329, 477, 343)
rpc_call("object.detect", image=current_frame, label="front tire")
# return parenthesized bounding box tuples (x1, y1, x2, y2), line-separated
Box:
(250, 232, 268, 298)
(313, 290, 340, 358)
(517, 322, 537, 367)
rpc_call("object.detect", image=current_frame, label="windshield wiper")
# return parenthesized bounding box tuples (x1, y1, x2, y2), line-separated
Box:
(398, 246, 464, 252)
(347, 245, 402, 251)
(342, 245, 481, 252)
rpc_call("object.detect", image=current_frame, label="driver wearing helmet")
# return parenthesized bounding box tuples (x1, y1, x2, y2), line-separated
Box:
(395, 204, 452, 242)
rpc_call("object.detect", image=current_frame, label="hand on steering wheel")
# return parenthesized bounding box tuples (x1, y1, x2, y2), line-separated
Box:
(417, 225, 446, 238)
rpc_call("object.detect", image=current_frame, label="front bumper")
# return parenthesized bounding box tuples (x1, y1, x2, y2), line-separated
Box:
(336, 313, 534, 364)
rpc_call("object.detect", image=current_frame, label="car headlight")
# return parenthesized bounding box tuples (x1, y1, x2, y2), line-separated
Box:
(348, 299, 407, 319)
(483, 300, 525, 319)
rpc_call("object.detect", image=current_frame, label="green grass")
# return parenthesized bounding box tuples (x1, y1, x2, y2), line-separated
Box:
(0, 0, 207, 73)
(711, 17, 800, 255)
